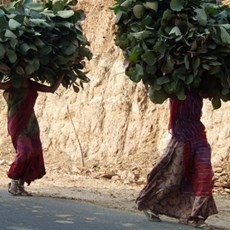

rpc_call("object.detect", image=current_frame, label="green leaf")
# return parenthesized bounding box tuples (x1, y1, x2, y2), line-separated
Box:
(211, 97, 221, 110)
(42, 68, 56, 82)
(75, 69, 90, 82)
(16, 66, 25, 75)
(221, 93, 230, 102)
(161, 56, 174, 74)
(176, 88, 186, 100)
(8, 18, 21, 30)
(185, 75, 194, 85)
(31, 58, 40, 71)
(53, 0, 66, 12)
(149, 88, 168, 104)
(10, 38, 18, 49)
(0, 15, 8, 29)
(192, 57, 200, 71)
(209, 66, 221, 75)
(177, 75, 185, 81)
(76, 34, 88, 43)
(164, 80, 178, 93)
(162, 9, 172, 22)
(73, 84, 80, 93)
(28, 18, 47, 25)
(152, 83, 162, 91)
(4, 30, 17, 39)
(169, 26, 181, 36)
(172, 66, 187, 78)
(144, 2, 158, 11)
(194, 8, 207, 26)
(221, 24, 230, 30)
(6, 49, 17, 63)
(0, 43, 6, 58)
(156, 76, 170, 85)
(184, 55, 190, 70)
(153, 40, 166, 54)
(141, 51, 156, 66)
(10, 75, 23, 88)
(73, 9, 86, 21)
(25, 2, 44, 11)
(19, 43, 31, 54)
(79, 47, 93, 60)
(131, 30, 152, 40)
(34, 37, 45, 47)
(0, 9, 5, 16)
(221, 88, 229, 96)
(62, 43, 76, 56)
(202, 64, 210, 70)
(208, 61, 222, 66)
(56, 55, 69, 65)
(146, 65, 157, 74)
(115, 10, 123, 24)
(73, 85, 80, 93)
(41, 10, 56, 18)
(126, 64, 143, 82)
(25, 64, 35, 75)
(39, 46, 52, 55)
(57, 10, 75, 19)
(25, 58, 40, 75)
(129, 46, 143, 62)
(39, 55, 50, 65)
(170, 0, 184, 11)
(120, 0, 135, 8)
(133, 4, 145, 19)
(220, 27, 230, 45)
(0, 62, 10, 74)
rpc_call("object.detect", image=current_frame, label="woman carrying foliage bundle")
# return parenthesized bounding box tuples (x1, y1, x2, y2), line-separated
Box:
(0, 75, 64, 196)
(136, 89, 218, 229)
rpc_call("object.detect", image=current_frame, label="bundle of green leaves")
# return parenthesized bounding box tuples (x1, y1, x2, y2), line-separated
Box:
(111, 0, 230, 109)
(0, 0, 92, 92)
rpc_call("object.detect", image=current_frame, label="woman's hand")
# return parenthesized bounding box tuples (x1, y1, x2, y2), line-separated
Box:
(50, 74, 65, 93)
(35, 74, 65, 93)
(0, 81, 11, 90)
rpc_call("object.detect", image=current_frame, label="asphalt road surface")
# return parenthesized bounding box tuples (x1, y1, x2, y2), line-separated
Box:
(0, 189, 197, 230)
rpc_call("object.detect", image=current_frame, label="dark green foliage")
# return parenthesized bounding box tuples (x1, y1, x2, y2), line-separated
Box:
(0, 0, 92, 92)
(111, 0, 230, 109)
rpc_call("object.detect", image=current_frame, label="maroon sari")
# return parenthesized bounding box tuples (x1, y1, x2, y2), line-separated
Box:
(4, 81, 46, 185)
(136, 90, 217, 222)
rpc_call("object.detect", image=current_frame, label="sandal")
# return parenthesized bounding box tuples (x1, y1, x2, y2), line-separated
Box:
(143, 210, 161, 222)
(8, 180, 32, 196)
(178, 218, 188, 225)
(8, 180, 20, 196)
(18, 185, 32, 196)
(190, 220, 212, 229)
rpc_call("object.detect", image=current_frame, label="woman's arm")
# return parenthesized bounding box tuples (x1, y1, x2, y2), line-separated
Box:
(0, 81, 11, 90)
(34, 74, 65, 93)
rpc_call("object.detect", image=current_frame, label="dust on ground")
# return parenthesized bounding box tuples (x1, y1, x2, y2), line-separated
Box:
(0, 153, 229, 230)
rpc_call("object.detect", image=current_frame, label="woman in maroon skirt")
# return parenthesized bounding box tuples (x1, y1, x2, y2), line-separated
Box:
(0, 75, 64, 195)
(136, 89, 218, 228)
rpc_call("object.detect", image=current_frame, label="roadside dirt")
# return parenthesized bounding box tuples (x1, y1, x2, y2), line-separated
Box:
(0, 154, 229, 230)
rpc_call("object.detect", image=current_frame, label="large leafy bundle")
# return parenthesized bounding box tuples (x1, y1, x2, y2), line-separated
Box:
(111, 0, 230, 109)
(0, 0, 92, 92)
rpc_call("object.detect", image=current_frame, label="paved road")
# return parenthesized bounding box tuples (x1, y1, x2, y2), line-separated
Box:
(0, 189, 196, 230)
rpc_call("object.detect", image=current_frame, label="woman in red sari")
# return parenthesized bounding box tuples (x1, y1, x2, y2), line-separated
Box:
(0, 75, 64, 196)
(136, 89, 218, 228)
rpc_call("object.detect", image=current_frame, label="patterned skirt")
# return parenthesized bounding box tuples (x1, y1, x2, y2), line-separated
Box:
(136, 138, 218, 221)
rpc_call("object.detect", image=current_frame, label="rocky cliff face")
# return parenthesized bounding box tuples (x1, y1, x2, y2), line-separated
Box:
(0, 0, 229, 190)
